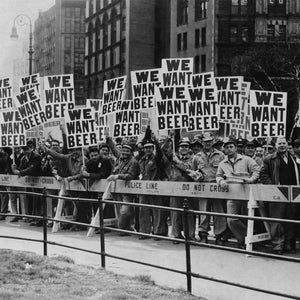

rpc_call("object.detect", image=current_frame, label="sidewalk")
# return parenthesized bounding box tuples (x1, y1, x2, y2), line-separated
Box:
(1, 220, 300, 300)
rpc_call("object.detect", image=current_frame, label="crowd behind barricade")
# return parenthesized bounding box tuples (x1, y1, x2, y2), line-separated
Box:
(1, 122, 300, 255)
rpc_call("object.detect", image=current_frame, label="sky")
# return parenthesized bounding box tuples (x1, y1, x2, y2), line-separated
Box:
(0, 0, 55, 77)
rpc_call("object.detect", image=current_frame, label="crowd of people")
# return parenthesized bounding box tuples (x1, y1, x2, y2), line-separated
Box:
(0, 123, 299, 255)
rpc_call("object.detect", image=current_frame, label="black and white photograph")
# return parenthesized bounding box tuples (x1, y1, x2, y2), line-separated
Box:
(0, 0, 300, 299)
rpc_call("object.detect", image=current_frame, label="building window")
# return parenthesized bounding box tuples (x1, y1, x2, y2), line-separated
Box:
(65, 7, 72, 17)
(201, 27, 206, 46)
(278, 25, 286, 41)
(64, 65, 71, 73)
(267, 24, 275, 41)
(183, 32, 187, 50)
(74, 21, 81, 33)
(177, 0, 188, 25)
(194, 55, 200, 73)
(195, 29, 200, 48)
(177, 33, 182, 51)
(231, 0, 248, 15)
(242, 26, 249, 42)
(103, 14, 109, 48)
(65, 20, 71, 32)
(95, 18, 101, 51)
(64, 51, 71, 64)
(201, 54, 206, 72)
(75, 7, 81, 17)
(65, 36, 71, 48)
(89, 0, 94, 15)
(230, 26, 238, 42)
(111, 9, 117, 44)
(195, 0, 207, 21)
(88, 22, 94, 54)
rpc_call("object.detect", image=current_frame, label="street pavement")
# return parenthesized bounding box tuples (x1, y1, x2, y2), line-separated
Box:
(0, 220, 300, 300)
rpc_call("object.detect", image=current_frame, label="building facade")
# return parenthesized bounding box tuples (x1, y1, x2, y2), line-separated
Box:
(217, 0, 300, 75)
(170, 0, 214, 73)
(85, 0, 170, 99)
(34, 0, 86, 105)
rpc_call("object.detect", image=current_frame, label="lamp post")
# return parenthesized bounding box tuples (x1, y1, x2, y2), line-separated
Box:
(10, 14, 33, 75)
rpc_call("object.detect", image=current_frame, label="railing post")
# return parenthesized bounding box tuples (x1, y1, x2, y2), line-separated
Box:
(99, 192, 106, 268)
(42, 188, 48, 256)
(183, 198, 192, 293)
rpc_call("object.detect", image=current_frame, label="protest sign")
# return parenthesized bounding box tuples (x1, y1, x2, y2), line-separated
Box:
(131, 68, 160, 110)
(160, 58, 193, 87)
(65, 107, 98, 148)
(43, 74, 75, 120)
(0, 110, 26, 147)
(229, 82, 251, 139)
(19, 73, 41, 94)
(216, 77, 244, 122)
(250, 90, 287, 137)
(155, 86, 190, 130)
(188, 73, 219, 131)
(102, 76, 127, 115)
(87, 98, 107, 142)
(192, 72, 215, 88)
(0, 77, 13, 110)
(14, 87, 47, 130)
(112, 101, 141, 137)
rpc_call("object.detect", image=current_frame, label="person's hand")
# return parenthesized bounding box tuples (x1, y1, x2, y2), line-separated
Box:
(39, 142, 47, 153)
(55, 175, 63, 182)
(243, 178, 253, 184)
(169, 130, 175, 137)
(219, 179, 228, 189)
(11, 164, 17, 170)
(67, 176, 74, 182)
(12, 169, 20, 175)
(82, 170, 90, 178)
(104, 127, 109, 138)
(107, 174, 118, 181)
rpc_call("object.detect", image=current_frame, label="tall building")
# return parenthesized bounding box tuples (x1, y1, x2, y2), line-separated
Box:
(85, 0, 170, 99)
(170, 0, 214, 73)
(34, 0, 86, 105)
(216, 0, 300, 75)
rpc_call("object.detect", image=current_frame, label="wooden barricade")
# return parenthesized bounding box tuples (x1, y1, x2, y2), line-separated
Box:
(0, 175, 295, 251)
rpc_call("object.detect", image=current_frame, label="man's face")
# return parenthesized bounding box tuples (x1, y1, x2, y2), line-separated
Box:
(100, 147, 109, 156)
(179, 145, 189, 156)
(89, 151, 100, 161)
(51, 142, 60, 152)
(293, 144, 300, 157)
(276, 138, 288, 154)
(244, 145, 255, 157)
(121, 147, 131, 159)
(116, 144, 123, 152)
(255, 147, 264, 157)
(203, 140, 213, 151)
(225, 143, 237, 156)
(263, 145, 275, 155)
(144, 146, 154, 156)
(191, 145, 202, 154)
(71, 148, 81, 158)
